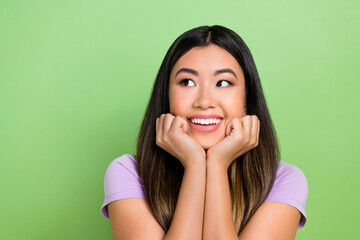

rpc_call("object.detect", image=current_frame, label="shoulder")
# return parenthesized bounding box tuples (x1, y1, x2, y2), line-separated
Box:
(101, 154, 146, 218)
(265, 161, 309, 229)
(272, 161, 308, 191)
(104, 154, 141, 182)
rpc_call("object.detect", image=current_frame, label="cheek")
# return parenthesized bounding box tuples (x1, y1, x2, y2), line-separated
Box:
(169, 90, 190, 116)
(221, 95, 245, 117)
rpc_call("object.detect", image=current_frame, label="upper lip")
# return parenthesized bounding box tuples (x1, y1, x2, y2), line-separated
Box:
(188, 114, 223, 120)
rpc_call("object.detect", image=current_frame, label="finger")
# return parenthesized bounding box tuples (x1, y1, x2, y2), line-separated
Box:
(226, 118, 242, 136)
(171, 116, 187, 133)
(157, 114, 165, 137)
(162, 113, 174, 133)
(226, 121, 232, 136)
(241, 116, 253, 143)
(256, 117, 260, 145)
(155, 115, 164, 146)
(156, 117, 159, 134)
(250, 116, 259, 146)
(226, 120, 233, 136)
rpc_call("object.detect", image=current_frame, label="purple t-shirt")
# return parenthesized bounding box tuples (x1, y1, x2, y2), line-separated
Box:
(101, 154, 308, 229)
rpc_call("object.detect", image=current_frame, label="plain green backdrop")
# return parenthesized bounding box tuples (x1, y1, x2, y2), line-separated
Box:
(1, 0, 359, 239)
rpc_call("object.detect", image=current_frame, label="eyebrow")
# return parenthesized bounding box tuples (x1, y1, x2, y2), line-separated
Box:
(175, 68, 238, 80)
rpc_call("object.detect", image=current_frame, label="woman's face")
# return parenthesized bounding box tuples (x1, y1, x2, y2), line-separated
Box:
(169, 44, 246, 149)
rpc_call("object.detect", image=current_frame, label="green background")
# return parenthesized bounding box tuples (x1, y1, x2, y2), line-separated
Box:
(1, 0, 359, 239)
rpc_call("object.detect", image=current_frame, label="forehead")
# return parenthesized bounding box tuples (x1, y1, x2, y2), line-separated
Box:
(171, 44, 243, 76)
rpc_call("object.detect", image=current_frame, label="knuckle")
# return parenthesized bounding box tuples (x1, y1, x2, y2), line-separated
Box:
(166, 113, 174, 119)
(163, 135, 169, 142)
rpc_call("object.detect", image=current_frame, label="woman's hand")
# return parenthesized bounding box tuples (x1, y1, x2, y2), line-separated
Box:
(156, 113, 206, 169)
(206, 115, 260, 170)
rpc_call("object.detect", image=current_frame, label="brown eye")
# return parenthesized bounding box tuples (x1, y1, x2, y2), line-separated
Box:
(180, 79, 195, 86)
(216, 80, 231, 87)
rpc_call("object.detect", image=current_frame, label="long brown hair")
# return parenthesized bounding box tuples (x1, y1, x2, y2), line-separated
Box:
(136, 25, 279, 235)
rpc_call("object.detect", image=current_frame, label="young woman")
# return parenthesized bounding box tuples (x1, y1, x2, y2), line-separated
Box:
(101, 25, 308, 240)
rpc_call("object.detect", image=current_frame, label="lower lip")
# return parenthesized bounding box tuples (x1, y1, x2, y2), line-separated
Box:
(189, 120, 222, 132)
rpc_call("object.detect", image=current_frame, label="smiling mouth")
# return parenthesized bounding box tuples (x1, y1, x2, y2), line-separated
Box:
(189, 118, 222, 125)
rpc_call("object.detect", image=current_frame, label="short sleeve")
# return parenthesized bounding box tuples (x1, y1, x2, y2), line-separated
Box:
(264, 161, 309, 229)
(100, 154, 146, 218)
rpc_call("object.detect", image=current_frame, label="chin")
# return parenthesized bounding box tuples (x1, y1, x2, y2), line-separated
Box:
(193, 136, 223, 150)
(199, 143, 213, 150)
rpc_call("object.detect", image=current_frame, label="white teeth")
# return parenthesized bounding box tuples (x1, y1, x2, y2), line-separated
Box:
(190, 118, 222, 125)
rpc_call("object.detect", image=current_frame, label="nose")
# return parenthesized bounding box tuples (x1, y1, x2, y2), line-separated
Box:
(193, 85, 216, 109)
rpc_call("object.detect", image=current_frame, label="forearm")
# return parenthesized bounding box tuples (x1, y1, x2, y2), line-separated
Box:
(164, 163, 206, 240)
(203, 162, 238, 240)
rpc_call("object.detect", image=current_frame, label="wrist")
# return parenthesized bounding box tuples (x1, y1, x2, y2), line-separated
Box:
(206, 148, 235, 171)
(183, 155, 206, 171)
(206, 157, 229, 172)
